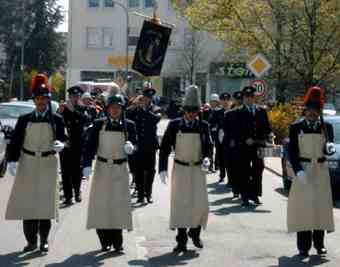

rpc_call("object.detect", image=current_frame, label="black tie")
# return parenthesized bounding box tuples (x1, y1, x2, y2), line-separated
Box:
(37, 115, 43, 121)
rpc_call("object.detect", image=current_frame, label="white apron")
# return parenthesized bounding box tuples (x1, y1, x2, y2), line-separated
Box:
(287, 133, 334, 233)
(6, 123, 59, 220)
(170, 132, 209, 229)
(87, 127, 132, 230)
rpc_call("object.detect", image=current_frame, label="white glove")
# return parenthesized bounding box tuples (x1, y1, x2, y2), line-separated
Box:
(124, 141, 135, 155)
(326, 142, 336, 154)
(4, 139, 11, 145)
(7, 162, 17, 177)
(201, 157, 211, 171)
(83, 167, 92, 179)
(296, 170, 307, 185)
(53, 140, 65, 153)
(159, 171, 168, 184)
(246, 138, 255, 146)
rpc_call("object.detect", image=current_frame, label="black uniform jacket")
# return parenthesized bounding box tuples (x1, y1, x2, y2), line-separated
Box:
(126, 104, 161, 152)
(288, 118, 334, 174)
(231, 105, 272, 147)
(83, 117, 137, 168)
(7, 111, 66, 162)
(223, 107, 240, 149)
(61, 105, 92, 147)
(208, 107, 225, 143)
(159, 118, 213, 173)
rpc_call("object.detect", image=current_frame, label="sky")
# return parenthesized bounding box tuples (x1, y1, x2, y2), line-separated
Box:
(57, 0, 69, 32)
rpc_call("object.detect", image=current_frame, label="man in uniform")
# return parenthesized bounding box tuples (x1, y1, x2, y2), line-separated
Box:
(126, 83, 161, 204)
(209, 92, 232, 183)
(159, 85, 212, 253)
(83, 93, 137, 252)
(235, 86, 272, 206)
(224, 91, 243, 197)
(58, 86, 91, 205)
(81, 92, 102, 123)
(208, 93, 221, 172)
(6, 74, 66, 253)
(287, 86, 335, 257)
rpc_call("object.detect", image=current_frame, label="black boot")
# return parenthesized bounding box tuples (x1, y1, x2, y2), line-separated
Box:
(23, 243, 38, 252)
(174, 229, 188, 253)
(188, 228, 203, 249)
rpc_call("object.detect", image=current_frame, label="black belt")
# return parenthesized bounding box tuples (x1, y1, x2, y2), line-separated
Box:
(97, 156, 127, 165)
(299, 157, 326, 163)
(23, 148, 56, 157)
(174, 159, 201, 166)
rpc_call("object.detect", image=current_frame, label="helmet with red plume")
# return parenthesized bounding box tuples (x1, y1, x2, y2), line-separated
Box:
(31, 74, 51, 98)
(303, 86, 325, 111)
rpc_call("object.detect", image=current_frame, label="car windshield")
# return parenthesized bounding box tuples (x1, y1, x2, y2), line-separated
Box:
(0, 105, 34, 119)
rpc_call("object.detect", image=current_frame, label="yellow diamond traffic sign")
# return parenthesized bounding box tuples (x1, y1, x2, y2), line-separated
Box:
(247, 54, 271, 78)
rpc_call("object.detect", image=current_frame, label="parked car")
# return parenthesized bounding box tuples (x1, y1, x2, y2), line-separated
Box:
(282, 115, 340, 200)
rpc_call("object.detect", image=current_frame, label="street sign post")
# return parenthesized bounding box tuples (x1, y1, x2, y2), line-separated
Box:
(247, 54, 272, 78)
(251, 79, 267, 97)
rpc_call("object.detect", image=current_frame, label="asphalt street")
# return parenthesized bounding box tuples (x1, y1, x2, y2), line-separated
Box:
(1, 120, 340, 266)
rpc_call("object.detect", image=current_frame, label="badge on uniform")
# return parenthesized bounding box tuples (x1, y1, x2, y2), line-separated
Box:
(132, 20, 172, 77)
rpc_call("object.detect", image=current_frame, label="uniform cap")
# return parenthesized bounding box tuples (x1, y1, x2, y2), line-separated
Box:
(67, 86, 84, 96)
(219, 92, 231, 100)
(304, 86, 325, 110)
(242, 86, 256, 96)
(107, 94, 126, 107)
(183, 85, 202, 112)
(233, 91, 243, 100)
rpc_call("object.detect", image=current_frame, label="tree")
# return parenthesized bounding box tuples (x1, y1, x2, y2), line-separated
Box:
(178, 29, 207, 85)
(178, 0, 340, 100)
(0, 0, 65, 98)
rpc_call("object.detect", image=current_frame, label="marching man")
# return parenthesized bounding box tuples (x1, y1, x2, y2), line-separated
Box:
(287, 86, 335, 257)
(159, 85, 212, 253)
(83, 93, 137, 252)
(5, 74, 65, 253)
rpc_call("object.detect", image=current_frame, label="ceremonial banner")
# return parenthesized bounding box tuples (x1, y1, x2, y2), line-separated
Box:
(132, 20, 172, 77)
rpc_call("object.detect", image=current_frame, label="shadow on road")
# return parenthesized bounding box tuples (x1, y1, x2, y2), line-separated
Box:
(268, 254, 329, 267)
(129, 250, 199, 266)
(45, 250, 125, 267)
(0, 250, 47, 267)
(210, 197, 240, 206)
(211, 205, 272, 216)
(275, 188, 289, 198)
(207, 182, 231, 195)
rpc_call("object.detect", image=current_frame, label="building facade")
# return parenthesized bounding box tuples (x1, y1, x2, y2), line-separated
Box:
(67, 0, 228, 100)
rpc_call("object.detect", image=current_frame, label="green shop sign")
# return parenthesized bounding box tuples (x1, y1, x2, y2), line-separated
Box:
(210, 62, 255, 79)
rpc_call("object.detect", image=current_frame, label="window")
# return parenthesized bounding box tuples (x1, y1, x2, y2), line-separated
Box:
(144, 0, 154, 8)
(88, 0, 100, 7)
(104, 0, 114, 7)
(128, 0, 139, 8)
(128, 27, 140, 46)
(103, 27, 114, 48)
(87, 27, 102, 48)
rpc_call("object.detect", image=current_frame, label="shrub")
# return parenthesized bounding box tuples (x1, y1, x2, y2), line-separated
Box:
(268, 103, 301, 144)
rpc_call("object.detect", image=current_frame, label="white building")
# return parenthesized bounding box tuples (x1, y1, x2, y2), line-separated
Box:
(67, 0, 225, 100)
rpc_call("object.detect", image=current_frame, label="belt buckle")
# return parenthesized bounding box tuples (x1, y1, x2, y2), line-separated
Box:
(190, 161, 195, 167)
(311, 158, 317, 164)
(36, 151, 42, 157)
(108, 159, 114, 165)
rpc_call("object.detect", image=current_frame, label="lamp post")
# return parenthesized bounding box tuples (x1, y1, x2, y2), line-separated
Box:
(111, 1, 129, 81)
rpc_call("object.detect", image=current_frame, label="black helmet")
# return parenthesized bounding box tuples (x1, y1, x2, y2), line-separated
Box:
(106, 94, 125, 107)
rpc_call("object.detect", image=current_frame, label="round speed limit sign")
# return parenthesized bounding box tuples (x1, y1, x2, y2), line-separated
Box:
(251, 80, 267, 97)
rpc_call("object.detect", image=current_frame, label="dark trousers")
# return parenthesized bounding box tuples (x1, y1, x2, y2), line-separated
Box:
(176, 226, 201, 246)
(227, 148, 241, 194)
(60, 146, 82, 200)
(23, 220, 51, 244)
(216, 143, 226, 179)
(297, 230, 325, 251)
(96, 229, 123, 248)
(240, 147, 264, 200)
(135, 150, 156, 199)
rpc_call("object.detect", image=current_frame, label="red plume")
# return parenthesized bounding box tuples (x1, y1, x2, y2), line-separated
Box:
(30, 74, 50, 93)
(303, 86, 325, 109)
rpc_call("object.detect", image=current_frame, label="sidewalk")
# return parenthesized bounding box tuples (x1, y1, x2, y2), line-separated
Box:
(264, 157, 282, 177)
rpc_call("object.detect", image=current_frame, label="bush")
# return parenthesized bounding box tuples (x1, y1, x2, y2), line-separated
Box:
(268, 103, 301, 144)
